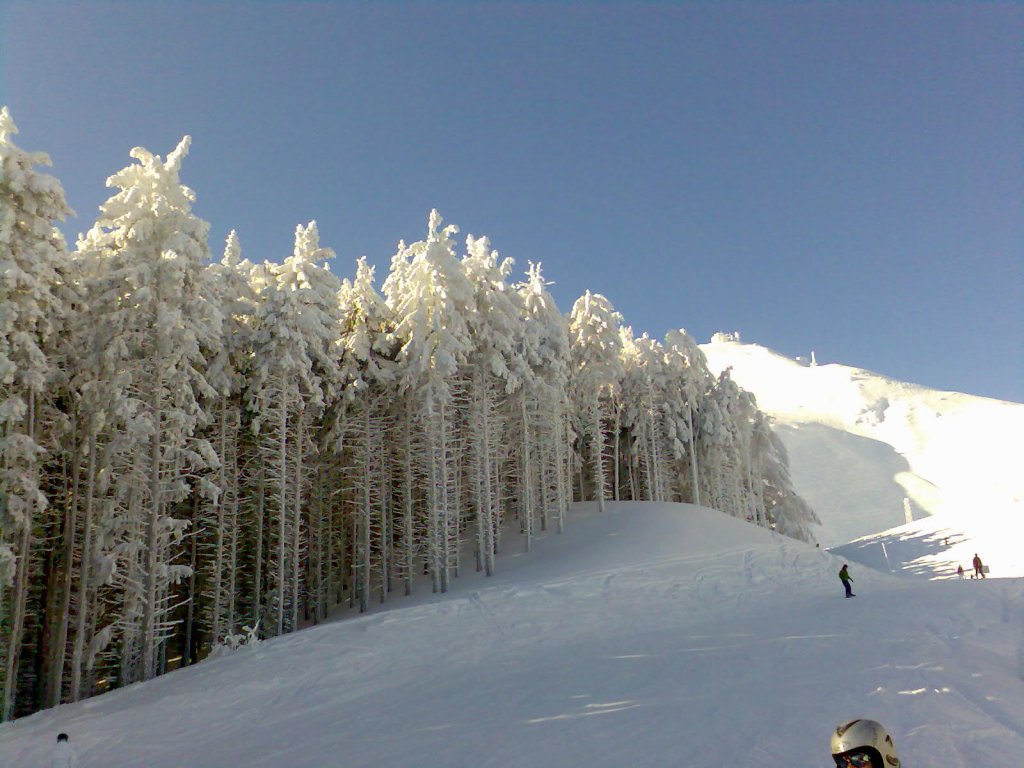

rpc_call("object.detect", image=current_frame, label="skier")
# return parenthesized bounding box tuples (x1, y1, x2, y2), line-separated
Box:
(972, 553, 986, 579)
(51, 733, 78, 768)
(957, 564, 965, 580)
(838, 563, 855, 598)
(830, 718, 901, 767)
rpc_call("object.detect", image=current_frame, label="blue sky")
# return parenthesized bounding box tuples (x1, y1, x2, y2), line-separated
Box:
(2, 1, 1021, 402)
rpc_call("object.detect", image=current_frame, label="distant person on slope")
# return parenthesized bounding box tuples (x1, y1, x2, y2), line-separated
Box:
(972, 553, 986, 579)
(838, 564, 855, 598)
(957, 564, 965, 580)
(830, 718, 901, 767)
(51, 733, 77, 768)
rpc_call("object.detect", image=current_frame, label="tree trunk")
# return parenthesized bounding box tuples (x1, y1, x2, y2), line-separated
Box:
(592, 394, 605, 514)
(378, 421, 390, 604)
(402, 400, 414, 597)
(276, 401, 287, 637)
(439, 399, 451, 593)
(141, 367, 164, 681)
(253, 461, 265, 631)
(521, 394, 533, 554)
(183, 517, 198, 665)
(480, 376, 495, 576)
(3, 389, 41, 719)
(427, 415, 440, 594)
(688, 401, 700, 507)
(212, 400, 227, 644)
(2, 522, 33, 720)
(612, 404, 620, 502)
(225, 406, 239, 635)
(70, 431, 97, 702)
(290, 411, 303, 632)
(314, 459, 325, 622)
(556, 408, 568, 534)
(359, 407, 371, 613)
(47, 424, 80, 707)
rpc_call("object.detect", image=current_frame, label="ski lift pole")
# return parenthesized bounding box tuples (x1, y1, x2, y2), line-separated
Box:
(880, 541, 893, 573)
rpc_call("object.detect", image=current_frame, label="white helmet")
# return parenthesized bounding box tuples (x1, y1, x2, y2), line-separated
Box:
(830, 719, 901, 768)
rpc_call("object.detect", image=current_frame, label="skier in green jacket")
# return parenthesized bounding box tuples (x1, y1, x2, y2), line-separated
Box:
(839, 564, 855, 598)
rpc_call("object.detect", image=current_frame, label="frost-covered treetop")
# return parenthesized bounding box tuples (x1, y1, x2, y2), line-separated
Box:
(213, 229, 257, 323)
(222, 229, 242, 268)
(247, 222, 342, 423)
(205, 230, 257, 395)
(94, 136, 199, 235)
(623, 330, 669, 388)
(518, 261, 570, 389)
(462, 233, 525, 391)
(274, 221, 342, 346)
(77, 135, 214, 319)
(337, 256, 395, 399)
(1, 107, 72, 218)
(0, 106, 14, 144)
(569, 290, 625, 393)
(277, 221, 339, 297)
(664, 329, 714, 390)
(0, 106, 72, 391)
(384, 210, 474, 392)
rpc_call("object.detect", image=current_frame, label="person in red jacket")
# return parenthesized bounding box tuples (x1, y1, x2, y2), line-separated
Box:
(972, 553, 986, 578)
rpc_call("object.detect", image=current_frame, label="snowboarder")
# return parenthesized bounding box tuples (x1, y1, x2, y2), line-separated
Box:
(830, 718, 901, 767)
(972, 552, 986, 579)
(957, 564, 965, 580)
(51, 733, 78, 768)
(838, 564, 855, 598)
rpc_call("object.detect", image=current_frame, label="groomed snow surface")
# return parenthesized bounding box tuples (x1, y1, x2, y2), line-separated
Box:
(3, 502, 1023, 767)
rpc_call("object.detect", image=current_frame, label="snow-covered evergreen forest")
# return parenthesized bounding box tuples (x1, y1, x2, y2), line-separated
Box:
(0, 109, 816, 719)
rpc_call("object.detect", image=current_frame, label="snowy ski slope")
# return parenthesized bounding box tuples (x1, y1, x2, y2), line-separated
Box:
(2, 502, 1022, 767)
(701, 337, 1024, 576)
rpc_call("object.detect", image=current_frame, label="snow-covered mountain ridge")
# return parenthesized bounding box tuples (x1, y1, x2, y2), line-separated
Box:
(700, 336, 1024, 572)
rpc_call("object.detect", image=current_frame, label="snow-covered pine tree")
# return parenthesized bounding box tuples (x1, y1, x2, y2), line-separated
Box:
(663, 329, 714, 506)
(567, 292, 624, 512)
(0, 106, 73, 720)
(732, 389, 766, 526)
(383, 211, 474, 593)
(698, 370, 741, 516)
(34, 248, 87, 710)
(74, 136, 222, 684)
(618, 331, 672, 503)
(698, 368, 766, 525)
(517, 263, 572, 538)
(195, 231, 257, 652)
(758, 424, 820, 542)
(62, 285, 132, 703)
(246, 222, 340, 636)
(460, 234, 524, 576)
(330, 257, 396, 613)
